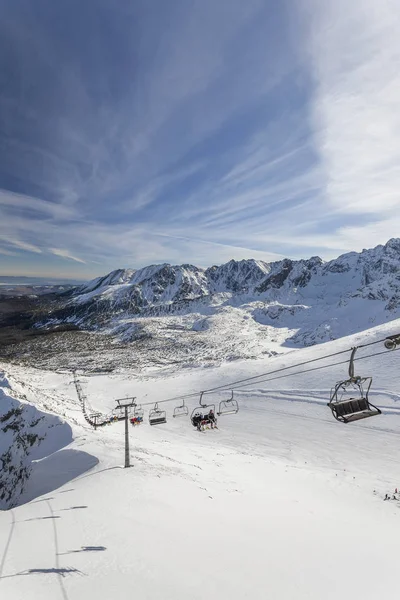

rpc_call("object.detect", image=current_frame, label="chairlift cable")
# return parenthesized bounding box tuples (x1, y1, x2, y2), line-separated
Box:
(212, 346, 400, 392)
(137, 334, 400, 408)
(202, 335, 399, 395)
(138, 338, 400, 406)
(201, 348, 351, 394)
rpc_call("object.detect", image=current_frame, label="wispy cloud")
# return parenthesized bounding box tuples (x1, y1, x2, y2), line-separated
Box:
(11, 240, 42, 254)
(0, 189, 76, 220)
(119, 161, 207, 213)
(305, 0, 400, 216)
(0, 248, 17, 256)
(1, 1, 400, 277)
(0, 235, 42, 254)
(49, 248, 86, 264)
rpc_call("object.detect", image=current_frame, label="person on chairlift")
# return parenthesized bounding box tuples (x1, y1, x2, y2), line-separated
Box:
(208, 409, 216, 428)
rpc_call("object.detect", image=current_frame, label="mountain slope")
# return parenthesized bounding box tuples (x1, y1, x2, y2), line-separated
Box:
(1, 322, 400, 599)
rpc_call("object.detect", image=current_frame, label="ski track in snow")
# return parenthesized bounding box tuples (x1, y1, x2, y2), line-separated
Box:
(1, 321, 400, 599)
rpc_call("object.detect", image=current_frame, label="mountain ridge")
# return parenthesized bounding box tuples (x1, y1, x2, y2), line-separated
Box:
(28, 238, 398, 354)
(69, 238, 400, 307)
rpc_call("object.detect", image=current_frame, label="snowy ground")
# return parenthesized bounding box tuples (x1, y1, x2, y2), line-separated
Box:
(1, 319, 400, 599)
(0, 303, 288, 372)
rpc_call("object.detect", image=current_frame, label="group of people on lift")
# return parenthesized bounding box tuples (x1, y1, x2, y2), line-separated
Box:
(130, 415, 143, 426)
(192, 409, 217, 431)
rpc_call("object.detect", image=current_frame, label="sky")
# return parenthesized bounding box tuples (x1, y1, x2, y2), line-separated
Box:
(1, 0, 400, 280)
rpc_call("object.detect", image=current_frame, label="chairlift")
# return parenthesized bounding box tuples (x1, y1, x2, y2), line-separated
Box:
(217, 391, 239, 416)
(134, 404, 144, 419)
(149, 402, 167, 425)
(173, 399, 189, 418)
(130, 404, 143, 425)
(88, 412, 105, 427)
(111, 405, 133, 421)
(327, 347, 381, 423)
(111, 408, 123, 419)
(191, 392, 216, 428)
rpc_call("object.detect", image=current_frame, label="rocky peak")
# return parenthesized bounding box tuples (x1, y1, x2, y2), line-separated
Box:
(206, 259, 270, 292)
(75, 268, 136, 295)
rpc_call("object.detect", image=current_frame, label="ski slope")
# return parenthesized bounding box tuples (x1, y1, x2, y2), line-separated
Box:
(1, 320, 400, 599)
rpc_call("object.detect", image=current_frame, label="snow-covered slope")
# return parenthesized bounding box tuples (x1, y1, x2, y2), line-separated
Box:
(1, 320, 400, 599)
(0, 371, 97, 509)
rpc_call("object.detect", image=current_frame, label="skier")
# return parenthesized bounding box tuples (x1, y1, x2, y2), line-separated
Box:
(208, 409, 217, 429)
(192, 413, 203, 431)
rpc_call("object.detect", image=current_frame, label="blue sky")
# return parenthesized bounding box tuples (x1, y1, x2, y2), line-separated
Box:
(1, 0, 400, 279)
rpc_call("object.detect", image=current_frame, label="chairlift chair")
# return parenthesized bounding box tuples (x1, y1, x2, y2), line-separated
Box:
(134, 404, 144, 419)
(111, 405, 134, 422)
(111, 408, 123, 419)
(149, 402, 167, 425)
(191, 392, 216, 428)
(113, 406, 133, 419)
(130, 404, 143, 425)
(173, 400, 189, 418)
(217, 391, 239, 416)
(327, 348, 381, 423)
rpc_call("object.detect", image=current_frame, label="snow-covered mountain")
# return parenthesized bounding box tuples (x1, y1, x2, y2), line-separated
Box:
(41, 239, 400, 353)
(207, 258, 271, 292)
